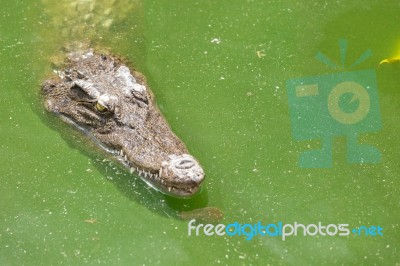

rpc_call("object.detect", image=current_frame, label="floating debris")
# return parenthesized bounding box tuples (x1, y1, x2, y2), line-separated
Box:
(84, 219, 97, 224)
(379, 56, 400, 65)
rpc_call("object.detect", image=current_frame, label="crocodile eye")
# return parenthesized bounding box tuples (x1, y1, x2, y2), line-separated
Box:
(95, 102, 108, 112)
(95, 94, 116, 113)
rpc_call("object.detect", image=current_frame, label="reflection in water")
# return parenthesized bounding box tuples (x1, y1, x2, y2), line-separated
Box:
(179, 207, 224, 223)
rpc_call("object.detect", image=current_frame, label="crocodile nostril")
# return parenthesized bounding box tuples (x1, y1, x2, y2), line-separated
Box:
(175, 159, 195, 169)
(163, 154, 205, 184)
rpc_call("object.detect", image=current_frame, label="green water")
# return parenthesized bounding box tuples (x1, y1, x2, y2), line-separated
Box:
(1, 0, 399, 265)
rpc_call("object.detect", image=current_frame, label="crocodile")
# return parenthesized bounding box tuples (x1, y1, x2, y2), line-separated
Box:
(42, 49, 204, 197)
(41, 1, 205, 197)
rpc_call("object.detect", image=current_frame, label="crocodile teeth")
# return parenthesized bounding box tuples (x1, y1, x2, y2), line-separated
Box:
(124, 155, 128, 161)
(168, 186, 171, 192)
(125, 163, 161, 181)
(159, 168, 162, 177)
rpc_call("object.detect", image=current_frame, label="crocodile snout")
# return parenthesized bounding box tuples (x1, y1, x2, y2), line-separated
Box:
(160, 154, 205, 195)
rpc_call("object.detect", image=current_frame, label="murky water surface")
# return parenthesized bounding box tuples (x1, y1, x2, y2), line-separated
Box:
(0, 0, 399, 264)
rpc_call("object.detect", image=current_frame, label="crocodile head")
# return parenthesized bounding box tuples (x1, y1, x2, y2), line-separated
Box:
(42, 52, 204, 197)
